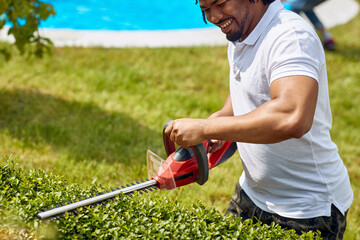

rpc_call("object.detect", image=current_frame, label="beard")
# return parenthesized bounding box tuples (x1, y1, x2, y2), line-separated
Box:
(225, 7, 249, 42)
(226, 27, 244, 42)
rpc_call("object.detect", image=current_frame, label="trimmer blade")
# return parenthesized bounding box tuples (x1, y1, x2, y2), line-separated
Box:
(36, 179, 158, 220)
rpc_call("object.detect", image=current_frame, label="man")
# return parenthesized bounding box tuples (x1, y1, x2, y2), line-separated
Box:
(164, 0, 353, 239)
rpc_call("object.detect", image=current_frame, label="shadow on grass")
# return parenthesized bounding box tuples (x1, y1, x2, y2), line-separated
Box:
(0, 88, 162, 165)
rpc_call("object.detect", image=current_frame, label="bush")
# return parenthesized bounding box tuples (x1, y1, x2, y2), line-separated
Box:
(0, 159, 321, 239)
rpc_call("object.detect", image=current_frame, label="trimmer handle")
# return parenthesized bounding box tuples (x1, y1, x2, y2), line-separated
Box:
(163, 121, 209, 185)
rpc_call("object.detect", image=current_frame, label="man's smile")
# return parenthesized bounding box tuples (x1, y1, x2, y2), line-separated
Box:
(220, 18, 232, 28)
(219, 18, 233, 33)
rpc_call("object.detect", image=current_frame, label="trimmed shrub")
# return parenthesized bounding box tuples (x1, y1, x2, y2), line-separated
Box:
(0, 160, 321, 239)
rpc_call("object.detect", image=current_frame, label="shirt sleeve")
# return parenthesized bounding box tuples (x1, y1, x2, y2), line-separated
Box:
(268, 23, 324, 84)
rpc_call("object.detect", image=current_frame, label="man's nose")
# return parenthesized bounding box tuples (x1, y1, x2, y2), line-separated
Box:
(209, 8, 223, 24)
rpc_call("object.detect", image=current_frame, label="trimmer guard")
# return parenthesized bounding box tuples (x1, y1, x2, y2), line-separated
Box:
(147, 150, 176, 190)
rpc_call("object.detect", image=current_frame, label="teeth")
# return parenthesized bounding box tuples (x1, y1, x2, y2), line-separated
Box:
(220, 19, 232, 29)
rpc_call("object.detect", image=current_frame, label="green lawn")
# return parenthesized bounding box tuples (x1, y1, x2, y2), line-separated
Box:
(1, 3, 360, 239)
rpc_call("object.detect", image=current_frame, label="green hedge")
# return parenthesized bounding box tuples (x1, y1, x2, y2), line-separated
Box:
(0, 160, 321, 239)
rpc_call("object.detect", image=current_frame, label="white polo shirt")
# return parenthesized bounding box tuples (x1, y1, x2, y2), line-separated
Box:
(228, 0, 353, 218)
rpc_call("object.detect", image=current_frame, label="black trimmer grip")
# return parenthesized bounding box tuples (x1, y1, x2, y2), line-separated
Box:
(191, 144, 209, 185)
(163, 120, 209, 185)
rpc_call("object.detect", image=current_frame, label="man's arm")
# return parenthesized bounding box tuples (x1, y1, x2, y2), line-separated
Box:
(165, 75, 318, 148)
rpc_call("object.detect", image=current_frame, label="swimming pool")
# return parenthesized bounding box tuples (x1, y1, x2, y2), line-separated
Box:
(41, 0, 214, 31)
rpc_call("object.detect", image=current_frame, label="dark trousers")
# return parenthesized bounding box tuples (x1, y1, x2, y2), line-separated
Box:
(225, 182, 347, 240)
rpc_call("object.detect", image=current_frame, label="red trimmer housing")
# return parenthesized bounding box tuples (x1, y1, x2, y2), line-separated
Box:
(150, 121, 237, 190)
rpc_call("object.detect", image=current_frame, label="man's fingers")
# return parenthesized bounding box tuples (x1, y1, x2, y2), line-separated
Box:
(165, 121, 179, 144)
(207, 140, 225, 153)
(165, 121, 175, 142)
(164, 121, 173, 136)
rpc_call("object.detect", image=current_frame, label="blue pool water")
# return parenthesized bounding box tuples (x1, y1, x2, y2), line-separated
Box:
(41, 0, 213, 31)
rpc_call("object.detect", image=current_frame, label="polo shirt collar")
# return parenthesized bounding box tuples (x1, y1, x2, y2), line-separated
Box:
(231, 0, 284, 46)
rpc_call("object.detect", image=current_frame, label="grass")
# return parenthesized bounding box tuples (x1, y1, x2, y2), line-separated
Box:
(1, 3, 360, 239)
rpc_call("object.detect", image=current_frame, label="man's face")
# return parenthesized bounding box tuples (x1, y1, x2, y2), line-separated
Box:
(199, 0, 265, 42)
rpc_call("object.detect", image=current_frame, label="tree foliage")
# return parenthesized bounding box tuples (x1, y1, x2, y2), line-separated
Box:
(0, 0, 55, 58)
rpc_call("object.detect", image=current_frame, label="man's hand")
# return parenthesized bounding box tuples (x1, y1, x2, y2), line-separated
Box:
(164, 118, 208, 148)
(208, 140, 226, 153)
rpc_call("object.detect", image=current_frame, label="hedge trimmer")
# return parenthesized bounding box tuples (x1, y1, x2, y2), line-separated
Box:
(36, 121, 237, 220)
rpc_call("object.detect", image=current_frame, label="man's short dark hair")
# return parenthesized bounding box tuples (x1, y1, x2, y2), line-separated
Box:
(196, 0, 276, 24)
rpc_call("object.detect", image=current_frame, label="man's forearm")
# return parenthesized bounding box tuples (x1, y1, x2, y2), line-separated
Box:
(203, 106, 295, 144)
